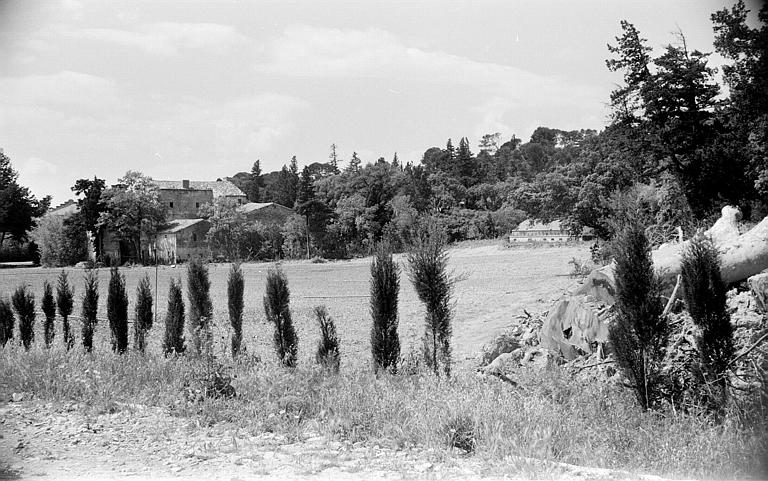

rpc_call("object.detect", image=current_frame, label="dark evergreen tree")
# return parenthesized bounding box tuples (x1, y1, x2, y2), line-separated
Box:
(263, 266, 297, 367)
(163, 278, 186, 355)
(347, 152, 361, 173)
(329, 143, 340, 174)
(228, 262, 244, 357)
(69, 177, 106, 259)
(608, 222, 666, 410)
(107, 266, 129, 353)
(134, 273, 153, 353)
(56, 270, 75, 350)
(314, 305, 340, 373)
(407, 221, 455, 376)
(81, 269, 99, 352)
(11, 285, 35, 349)
(187, 258, 213, 356)
(0, 298, 14, 347)
(370, 242, 401, 374)
(456, 137, 477, 186)
(41, 280, 56, 347)
(245, 160, 262, 202)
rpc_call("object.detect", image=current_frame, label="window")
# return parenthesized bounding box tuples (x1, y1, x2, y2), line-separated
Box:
(169, 202, 174, 208)
(192, 233, 197, 242)
(238, 199, 243, 205)
(195, 202, 200, 208)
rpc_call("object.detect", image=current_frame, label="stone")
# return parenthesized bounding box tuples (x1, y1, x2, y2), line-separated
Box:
(747, 272, 768, 314)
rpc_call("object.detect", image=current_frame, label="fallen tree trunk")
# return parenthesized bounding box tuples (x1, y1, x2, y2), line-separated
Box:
(540, 206, 768, 360)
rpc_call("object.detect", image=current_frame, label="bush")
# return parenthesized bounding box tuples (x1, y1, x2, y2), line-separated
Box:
(163, 277, 186, 355)
(408, 220, 455, 376)
(56, 271, 75, 350)
(442, 414, 477, 454)
(681, 235, 734, 410)
(370, 242, 400, 373)
(12, 285, 35, 350)
(107, 266, 129, 354)
(134, 274, 153, 353)
(314, 305, 340, 373)
(228, 263, 244, 358)
(41, 280, 56, 347)
(0, 297, 14, 346)
(263, 266, 297, 367)
(81, 269, 99, 352)
(187, 258, 213, 356)
(609, 222, 666, 410)
(30, 215, 88, 267)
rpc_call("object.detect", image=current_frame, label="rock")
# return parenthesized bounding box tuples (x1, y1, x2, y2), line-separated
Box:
(482, 350, 522, 374)
(11, 393, 25, 402)
(478, 333, 520, 366)
(747, 272, 768, 314)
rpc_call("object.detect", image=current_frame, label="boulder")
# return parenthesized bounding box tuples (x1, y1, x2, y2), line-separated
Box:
(747, 272, 768, 314)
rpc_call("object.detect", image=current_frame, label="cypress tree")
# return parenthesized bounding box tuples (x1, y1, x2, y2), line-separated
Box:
(228, 263, 245, 358)
(107, 266, 129, 353)
(12, 285, 35, 350)
(315, 305, 340, 373)
(408, 221, 455, 376)
(609, 222, 666, 410)
(134, 274, 153, 353)
(370, 242, 401, 374)
(0, 298, 14, 347)
(263, 266, 297, 367)
(81, 269, 99, 353)
(681, 235, 734, 409)
(56, 271, 75, 350)
(187, 258, 213, 356)
(163, 278, 186, 355)
(41, 280, 56, 347)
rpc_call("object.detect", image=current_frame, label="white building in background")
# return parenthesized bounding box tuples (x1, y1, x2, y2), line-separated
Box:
(508, 219, 570, 243)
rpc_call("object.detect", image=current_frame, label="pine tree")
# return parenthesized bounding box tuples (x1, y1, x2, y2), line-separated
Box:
(81, 269, 99, 352)
(247, 160, 262, 202)
(314, 305, 340, 373)
(12, 285, 35, 350)
(228, 262, 245, 358)
(163, 278, 186, 355)
(263, 266, 297, 367)
(329, 143, 340, 174)
(408, 221, 455, 376)
(187, 258, 213, 356)
(347, 152, 361, 173)
(56, 270, 75, 350)
(608, 222, 666, 410)
(134, 274, 153, 353)
(41, 280, 56, 347)
(107, 266, 129, 353)
(0, 298, 14, 347)
(370, 242, 401, 373)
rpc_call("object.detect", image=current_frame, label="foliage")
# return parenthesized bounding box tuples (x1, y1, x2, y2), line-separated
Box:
(408, 220, 455, 376)
(0, 151, 50, 247)
(228, 263, 244, 358)
(12, 284, 35, 350)
(41, 280, 56, 347)
(107, 266, 129, 354)
(56, 271, 75, 350)
(0, 297, 14, 347)
(200, 198, 264, 261)
(263, 266, 297, 367)
(163, 277, 186, 355)
(370, 242, 401, 374)
(31, 214, 88, 267)
(609, 222, 666, 410)
(187, 258, 213, 356)
(134, 274, 153, 353)
(314, 305, 340, 373)
(680, 235, 734, 410)
(442, 414, 477, 453)
(69, 177, 106, 259)
(81, 269, 99, 353)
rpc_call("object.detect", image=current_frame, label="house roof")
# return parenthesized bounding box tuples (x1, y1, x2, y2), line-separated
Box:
(514, 219, 563, 232)
(47, 199, 78, 217)
(158, 218, 208, 234)
(153, 179, 245, 198)
(238, 202, 293, 214)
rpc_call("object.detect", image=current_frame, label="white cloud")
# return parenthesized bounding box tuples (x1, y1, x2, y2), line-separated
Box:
(472, 97, 516, 139)
(19, 157, 59, 177)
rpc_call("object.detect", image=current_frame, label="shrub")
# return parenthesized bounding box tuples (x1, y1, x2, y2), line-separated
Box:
(41, 280, 56, 347)
(12, 285, 35, 350)
(442, 414, 477, 454)
(134, 274, 153, 353)
(81, 269, 99, 352)
(56, 270, 75, 350)
(263, 266, 297, 367)
(315, 305, 340, 373)
(370, 242, 401, 373)
(163, 277, 186, 355)
(0, 298, 14, 346)
(187, 258, 213, 356)
(228, 263, 245, 358)
(408, 220, 455, 376)
(681, 235, 734, 410)
(609, 222, 666, 410)
(30, 215, 88, 267)
(107, 266, 129, 354)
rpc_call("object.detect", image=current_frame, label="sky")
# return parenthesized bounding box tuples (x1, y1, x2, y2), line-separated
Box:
(0, 0, 749, 205)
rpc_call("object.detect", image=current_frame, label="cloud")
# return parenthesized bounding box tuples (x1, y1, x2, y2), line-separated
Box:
(65, 22, 248, 55)
(472, 97, 516, 139)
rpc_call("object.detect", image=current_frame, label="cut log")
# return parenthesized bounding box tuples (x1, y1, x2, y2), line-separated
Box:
(540, 206, 768, 359)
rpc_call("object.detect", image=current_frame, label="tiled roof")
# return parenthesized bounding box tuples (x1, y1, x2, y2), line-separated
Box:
(47, 199, 79, 217)
(514, 219, 563, 232)
(158, 218, 208, 234)
(238, 202, 294, 213)
(153, 179, 245, 198)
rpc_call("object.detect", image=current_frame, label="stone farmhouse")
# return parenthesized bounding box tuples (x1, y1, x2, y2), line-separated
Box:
(508, 219, 570, 243)
(239, 202, 294, 224)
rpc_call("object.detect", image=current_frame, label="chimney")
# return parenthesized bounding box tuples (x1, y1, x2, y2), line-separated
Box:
(182, 179, 190, 189)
